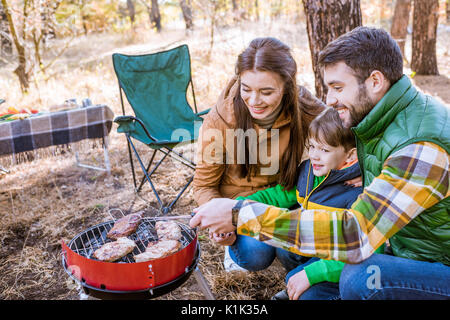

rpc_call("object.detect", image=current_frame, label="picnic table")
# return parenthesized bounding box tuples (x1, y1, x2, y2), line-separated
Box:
(0, 104, 114, 172)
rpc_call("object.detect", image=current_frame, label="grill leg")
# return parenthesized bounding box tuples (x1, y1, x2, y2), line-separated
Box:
(193, 267, 215, 300)
(76, 283, 93, 300)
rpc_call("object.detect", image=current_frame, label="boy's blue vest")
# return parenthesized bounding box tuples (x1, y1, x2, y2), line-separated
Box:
(296, 159, 362, 211)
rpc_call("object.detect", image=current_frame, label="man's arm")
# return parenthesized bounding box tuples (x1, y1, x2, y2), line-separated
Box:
(235, 142, 449, 263)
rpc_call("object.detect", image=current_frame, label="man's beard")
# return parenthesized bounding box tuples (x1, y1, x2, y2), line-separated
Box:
(345, 83, 375, 128)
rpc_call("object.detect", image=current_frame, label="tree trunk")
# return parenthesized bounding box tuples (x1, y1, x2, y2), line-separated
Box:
(0, 1, 12, 56)
(79, 0, 89, 35)
(390, 0, 411, 59)
(1, 0, 29, 92)
(246, 0, 253, 20)
(41, 0, 61, 44)
(127, 0, 136, 24)
(447, 0, 450, 24)
(150, 0, 161, 32)
(179, 0, 193, 30)
(411, 0, 439, 75)
(231, 0, 237, 10)
(294, 0, 304, 22)
(254, 0, 259, 21)
(208, 1, 218, 59)
(232, 0, 245, 22)
(271, 0, 283, 19)
(303, 0, 362, 101)
(379, 0, 387, 25)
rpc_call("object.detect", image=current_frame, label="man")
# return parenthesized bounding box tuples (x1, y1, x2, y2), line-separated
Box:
(190, 26, 450, 300)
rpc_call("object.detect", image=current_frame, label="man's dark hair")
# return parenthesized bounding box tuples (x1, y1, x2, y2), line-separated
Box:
(318, 26, 403, 85)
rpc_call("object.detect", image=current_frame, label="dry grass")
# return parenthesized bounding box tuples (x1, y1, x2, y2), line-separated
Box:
(0, 18, 449, 300)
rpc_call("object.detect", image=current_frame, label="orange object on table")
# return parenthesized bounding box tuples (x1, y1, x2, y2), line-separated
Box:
(7, 107, 19, 114)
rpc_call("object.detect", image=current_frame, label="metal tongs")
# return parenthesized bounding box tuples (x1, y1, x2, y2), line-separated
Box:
(107, 209, 195, 222)
(154, 212, 195, 221)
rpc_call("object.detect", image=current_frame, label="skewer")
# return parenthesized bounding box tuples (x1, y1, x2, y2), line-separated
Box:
(153, 214, 194, 221)
(108, 208, 194, 221)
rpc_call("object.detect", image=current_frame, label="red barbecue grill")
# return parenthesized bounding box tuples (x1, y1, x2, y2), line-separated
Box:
(61, 209, 214, 300)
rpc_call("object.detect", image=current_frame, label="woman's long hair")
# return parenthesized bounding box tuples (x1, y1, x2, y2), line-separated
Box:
(233, 37, 303, 189)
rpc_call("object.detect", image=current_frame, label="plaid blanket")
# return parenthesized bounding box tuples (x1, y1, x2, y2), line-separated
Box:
(0, 105, 114, 157)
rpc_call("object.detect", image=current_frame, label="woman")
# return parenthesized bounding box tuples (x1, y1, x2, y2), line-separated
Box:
(193, 37, 326, 206)
(193, 37, 326, 272)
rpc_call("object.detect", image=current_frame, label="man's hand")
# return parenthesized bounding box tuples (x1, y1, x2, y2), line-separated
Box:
(189, 198, 237, 234)
(286, 270, 310, 300)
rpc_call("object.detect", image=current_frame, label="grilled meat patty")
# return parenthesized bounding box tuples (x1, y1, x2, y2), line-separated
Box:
(155, 220, 182, 241)
(92, 237, 136, 262)
(107, 212, 143, 240)
(134, 239, 181, 262)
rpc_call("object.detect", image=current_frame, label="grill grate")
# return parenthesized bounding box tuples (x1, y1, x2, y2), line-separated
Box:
(68, 215, 196, 263)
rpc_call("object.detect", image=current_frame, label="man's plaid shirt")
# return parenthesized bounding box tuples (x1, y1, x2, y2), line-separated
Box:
(236, 142, 449, 263)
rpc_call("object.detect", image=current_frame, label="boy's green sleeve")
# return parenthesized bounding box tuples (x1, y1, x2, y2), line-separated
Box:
(303, 244, 386, 286)
(236, 184, 297, 209)
(304, 260, 344, 285)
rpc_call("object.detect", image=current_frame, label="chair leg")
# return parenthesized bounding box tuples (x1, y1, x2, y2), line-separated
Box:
(136, 149, 171, 194)
(126, 139, 197, 214)
(159, 147, 196, 169)
(136, 149, 157, 193)
(127, 136, 164, 210)
(155, 147, 195, 213)
(147, 149, 191, 214)
(166, 175, 194, 212)
(126, 134, 137, 189)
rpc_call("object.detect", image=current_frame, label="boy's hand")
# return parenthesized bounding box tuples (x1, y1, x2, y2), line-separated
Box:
(286, 270, 310, 300)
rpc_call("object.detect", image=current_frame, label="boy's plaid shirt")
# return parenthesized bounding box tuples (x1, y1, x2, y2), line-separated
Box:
(236, 142, 449, 264)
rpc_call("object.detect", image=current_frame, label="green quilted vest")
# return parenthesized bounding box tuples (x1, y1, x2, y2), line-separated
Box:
(352, 75, 450, 265)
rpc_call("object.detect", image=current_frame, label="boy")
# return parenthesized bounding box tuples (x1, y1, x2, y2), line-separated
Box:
(212, 107, 383, 300)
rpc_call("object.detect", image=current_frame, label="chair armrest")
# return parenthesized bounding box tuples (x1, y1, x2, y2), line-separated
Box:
(195, 108, 211, 117)
(114, 115, 158, 143)
(114, 115, 135, 123)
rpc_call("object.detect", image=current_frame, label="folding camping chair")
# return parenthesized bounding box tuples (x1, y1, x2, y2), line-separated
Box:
(112, 45, 209, 214)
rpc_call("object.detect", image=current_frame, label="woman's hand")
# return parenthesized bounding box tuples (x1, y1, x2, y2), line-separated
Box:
(190, 198, 237, 234)
(344, 176, 362, 187)
(286, 270, 310, 300)
(209, 231, 236, 246)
